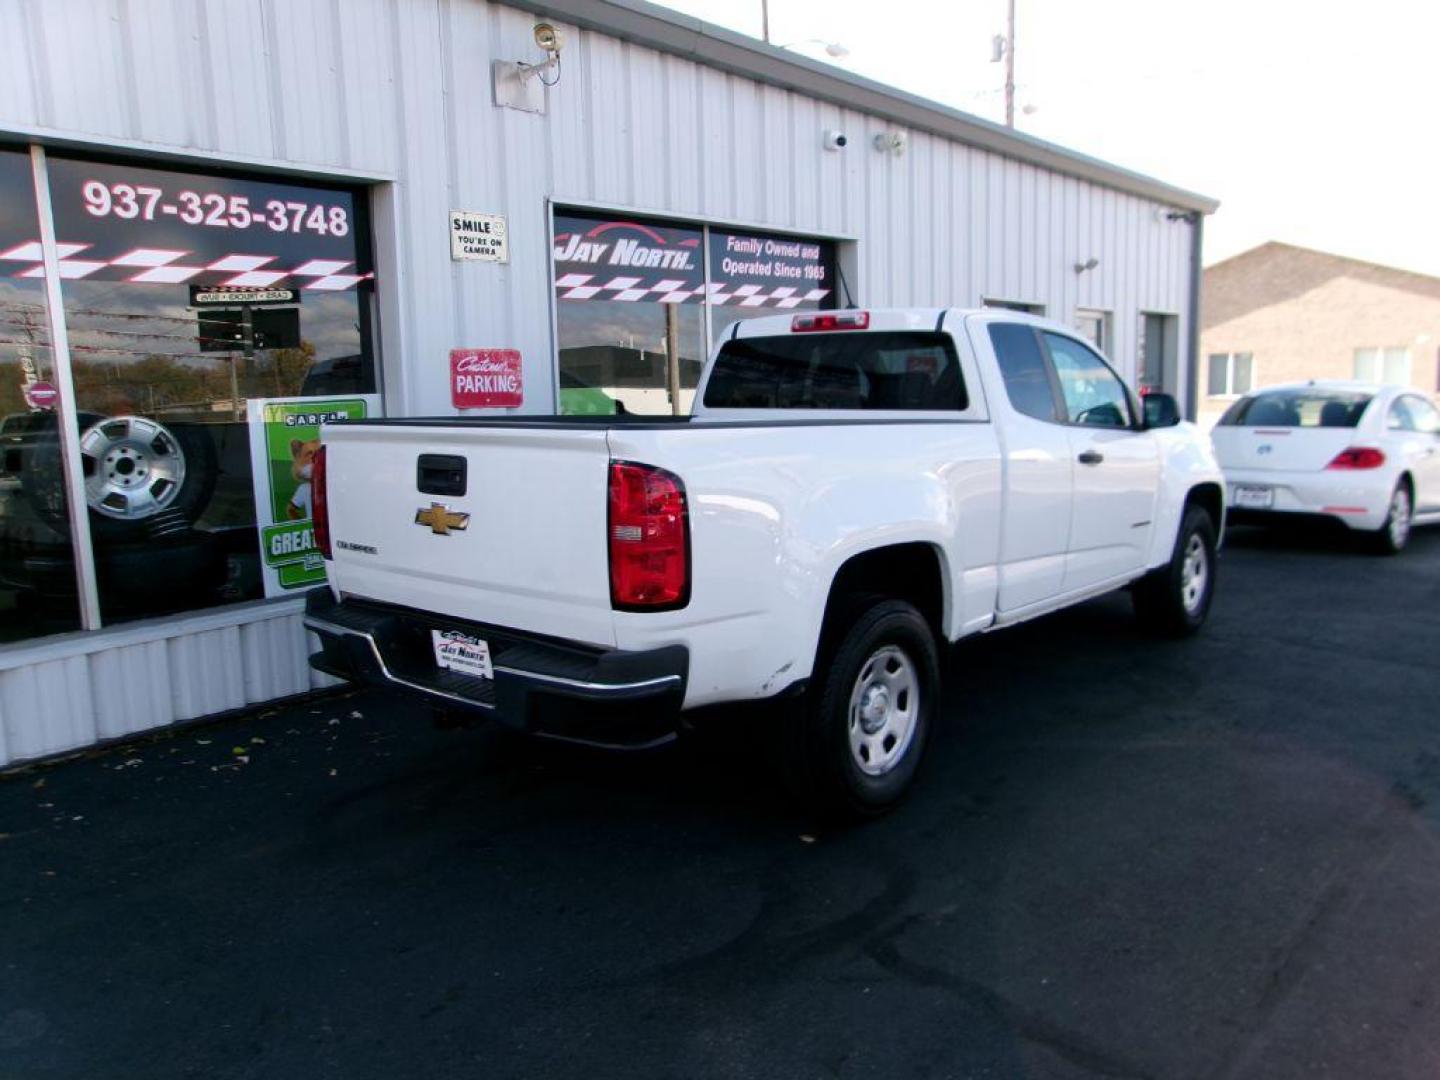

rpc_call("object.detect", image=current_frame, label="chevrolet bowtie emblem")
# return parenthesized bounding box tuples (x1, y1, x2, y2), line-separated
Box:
(414, 503, 470, 536)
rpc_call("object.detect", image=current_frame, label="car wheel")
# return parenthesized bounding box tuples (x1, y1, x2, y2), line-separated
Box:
(1133, 504, 1217, 638)
(783, 598, 940, 820)
(1369, 481, 1412, 555)
(23, 416, 219, 542)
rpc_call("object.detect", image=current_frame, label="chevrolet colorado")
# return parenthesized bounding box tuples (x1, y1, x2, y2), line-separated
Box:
(304, 308, 1224, 816)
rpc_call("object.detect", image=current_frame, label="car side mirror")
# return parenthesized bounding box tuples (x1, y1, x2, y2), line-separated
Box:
(1143, 392, 1182, 429)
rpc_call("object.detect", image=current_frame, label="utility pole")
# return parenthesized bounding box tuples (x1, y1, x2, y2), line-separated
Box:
(761, 0, 770, 43)
(1004, 0, 1016, 127)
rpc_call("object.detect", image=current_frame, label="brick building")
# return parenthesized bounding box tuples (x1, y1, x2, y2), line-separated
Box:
(1199, 242, 1440, 426)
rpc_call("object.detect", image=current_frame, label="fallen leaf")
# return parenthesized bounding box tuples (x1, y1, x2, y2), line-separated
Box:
(31, 778, 45, 789)
(327, 718, 340, 726)
(799, 834, 817, 844)
(195, 739, 212, 746)
(231, 747, 247, 755)
(250, 737, 266, 745)
(121, 759, 143, 768)
(349, 711, 363, 720)
(234, 755, 250, 765)
(41, 870, 56, 876)
(328, 768, 338, 777)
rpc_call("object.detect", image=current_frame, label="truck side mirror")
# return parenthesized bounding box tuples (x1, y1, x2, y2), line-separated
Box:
(1143, 392, 1181, 429)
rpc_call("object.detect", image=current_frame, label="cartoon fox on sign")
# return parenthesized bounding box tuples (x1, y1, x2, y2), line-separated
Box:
(285, 438, 320, 520)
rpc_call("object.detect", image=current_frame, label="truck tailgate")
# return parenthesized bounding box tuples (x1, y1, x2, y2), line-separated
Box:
(321, 423, 616, 648)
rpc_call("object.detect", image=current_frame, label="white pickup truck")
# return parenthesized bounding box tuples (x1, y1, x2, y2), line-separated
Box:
(304, 308, 1224, 816)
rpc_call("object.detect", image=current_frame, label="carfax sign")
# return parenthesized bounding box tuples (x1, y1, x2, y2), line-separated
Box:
(246, 394, 381, 596)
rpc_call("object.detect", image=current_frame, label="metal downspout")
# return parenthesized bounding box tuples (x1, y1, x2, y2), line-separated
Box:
(1185, 212, 1205, 421)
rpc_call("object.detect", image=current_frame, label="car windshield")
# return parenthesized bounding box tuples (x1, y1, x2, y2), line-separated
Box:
(1219, 388, 1373, 428)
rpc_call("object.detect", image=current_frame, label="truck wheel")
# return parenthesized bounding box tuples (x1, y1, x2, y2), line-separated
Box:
(1367, 481, 1412, 555)
(1132, 504, 1217, 638)
(784, 598, 940, 820)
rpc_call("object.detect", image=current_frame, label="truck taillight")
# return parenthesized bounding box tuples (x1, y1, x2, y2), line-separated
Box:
(1326, 447, 1386, 470)
(792, 310, 869, 332)
(313, 445, 331, 559)
(608, 461, 689, 610)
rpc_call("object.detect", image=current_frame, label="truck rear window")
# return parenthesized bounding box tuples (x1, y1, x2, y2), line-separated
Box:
(703, 332, 967, 411)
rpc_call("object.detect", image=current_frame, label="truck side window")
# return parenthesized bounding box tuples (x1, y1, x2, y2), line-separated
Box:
(704, 332, 967, 411)
(988, 323, 1058, 422)
(1043, 333, 1133, 428)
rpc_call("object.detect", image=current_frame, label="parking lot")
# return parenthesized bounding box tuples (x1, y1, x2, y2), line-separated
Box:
(3, 526, 1439, 1079)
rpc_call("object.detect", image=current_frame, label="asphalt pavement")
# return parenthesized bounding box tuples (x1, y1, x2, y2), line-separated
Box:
(4, 524, 1440, 1080)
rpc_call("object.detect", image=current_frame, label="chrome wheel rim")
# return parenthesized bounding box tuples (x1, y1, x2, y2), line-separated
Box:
(1180, 533, 1208, 615)
(847, 645, 919, 777)
(79, 416, 187, 521)
(1389, 487, 1412, 548)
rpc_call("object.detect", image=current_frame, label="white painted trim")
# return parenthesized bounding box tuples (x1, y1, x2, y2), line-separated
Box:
(0, 595, 306, 673)
(0, 122, 396, 184)
(29, 146, 102, 630)
(550, 195, 859, 243)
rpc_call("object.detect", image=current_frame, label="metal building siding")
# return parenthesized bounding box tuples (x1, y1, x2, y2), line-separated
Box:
(0, 0, 1197, 766)
(0, 605, 338, 767)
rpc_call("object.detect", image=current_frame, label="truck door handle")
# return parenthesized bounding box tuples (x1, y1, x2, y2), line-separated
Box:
(1077, 450, 1104, 466)
(417, 454, 467, 497)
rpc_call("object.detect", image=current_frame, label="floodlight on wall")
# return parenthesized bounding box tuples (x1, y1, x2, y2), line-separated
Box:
(1074, 257, 1099, 273)
(873, 131, 907, 156)
(494, 23, 565, 113)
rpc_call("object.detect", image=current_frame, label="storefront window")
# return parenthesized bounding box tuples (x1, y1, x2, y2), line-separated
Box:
(705, 227, 836, 342)
(0, 148, 82, 641)
(554, 213, 706, 415)
(34, 156, 377, 624)
(552, 211, 836, 416)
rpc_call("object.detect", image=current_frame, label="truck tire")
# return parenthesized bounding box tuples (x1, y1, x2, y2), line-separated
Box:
(23, 416, 219, 543)
(1367, 480, 1412, 555)
(783, 598, 940, 820)
(1132, 504, 1217, 638)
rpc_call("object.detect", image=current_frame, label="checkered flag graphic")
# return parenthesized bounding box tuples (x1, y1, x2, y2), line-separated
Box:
(0, 241, 372, 291)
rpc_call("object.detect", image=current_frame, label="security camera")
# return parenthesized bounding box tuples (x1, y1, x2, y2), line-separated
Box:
(822, 129, 848, 151)
(533, 22, 564, 54)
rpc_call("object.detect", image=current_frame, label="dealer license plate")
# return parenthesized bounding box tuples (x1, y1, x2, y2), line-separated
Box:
(1233, 484, 1274, 509)
(431, 629, 493, 680)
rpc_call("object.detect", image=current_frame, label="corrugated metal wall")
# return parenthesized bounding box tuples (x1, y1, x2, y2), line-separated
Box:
(0, 0, 1195, 415)
(0, 601, 338, 766)
(0, 0, 1197, 765)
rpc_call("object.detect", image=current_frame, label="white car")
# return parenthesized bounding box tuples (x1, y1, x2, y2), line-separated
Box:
(304, 308, 1224, 816)
(1211, 381, 1440, 553)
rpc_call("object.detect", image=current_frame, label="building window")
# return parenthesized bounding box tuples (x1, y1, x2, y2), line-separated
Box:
(1137, 312, 1176, 393)
(1072, 309, 1110, 353)
(0, 147, 83, 641)
(0, 150, 379, 637)
(552, 210, 835, 415)
(1207, 352, 1254, 397)
(1353, 347, 1411, 385)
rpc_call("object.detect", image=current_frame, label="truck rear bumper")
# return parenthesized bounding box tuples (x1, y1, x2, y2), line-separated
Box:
(303, 589, 688, 749)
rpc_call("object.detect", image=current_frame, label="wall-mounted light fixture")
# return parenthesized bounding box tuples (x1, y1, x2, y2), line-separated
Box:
(1074, 257, 1099, 273)
(873, 131, 907, 156)
(494, 23, 566, 114)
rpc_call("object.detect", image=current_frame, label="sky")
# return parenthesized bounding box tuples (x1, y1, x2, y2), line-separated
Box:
(657, 0, 1440, 276)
